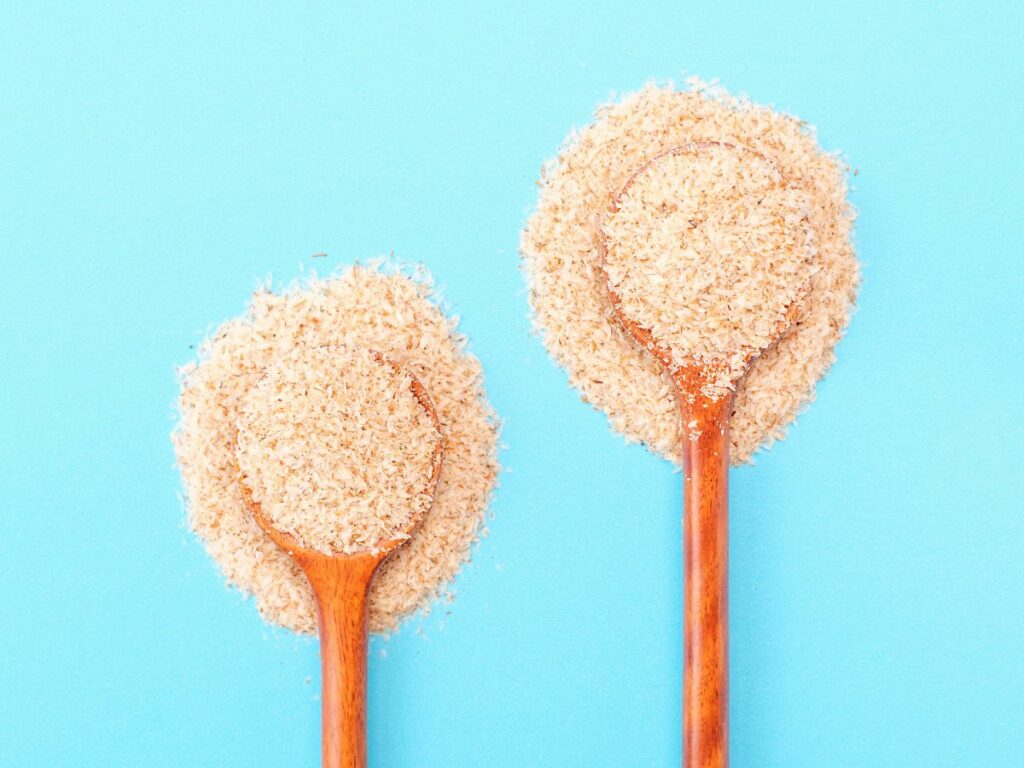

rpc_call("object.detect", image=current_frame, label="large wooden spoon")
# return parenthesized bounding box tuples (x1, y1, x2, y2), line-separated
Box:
(600, 142, 813, 768)
(236, 355, 444, 768)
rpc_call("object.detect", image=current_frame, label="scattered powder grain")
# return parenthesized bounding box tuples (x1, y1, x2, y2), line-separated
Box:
(521, 80, 859, 464)
(235, 346, 441, 556)
(602, 144, 817, 398)
(173, 263, 500, 634)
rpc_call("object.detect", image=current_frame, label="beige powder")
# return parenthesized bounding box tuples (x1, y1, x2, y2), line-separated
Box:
(521, 81, 859, 464)
(236, 346, 441, 556)
(602, 144, 817, 398)
(173, 263, 500, 634)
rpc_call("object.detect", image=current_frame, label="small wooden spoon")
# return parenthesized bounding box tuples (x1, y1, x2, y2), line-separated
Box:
(236, 355, 444, 768)
(600, 143, 810, 768)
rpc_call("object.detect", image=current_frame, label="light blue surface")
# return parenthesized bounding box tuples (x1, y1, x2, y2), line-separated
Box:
(2, 1, 1022, 765)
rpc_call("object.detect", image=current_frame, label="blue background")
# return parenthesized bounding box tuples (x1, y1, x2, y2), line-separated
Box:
(2, 1, 1022, 765)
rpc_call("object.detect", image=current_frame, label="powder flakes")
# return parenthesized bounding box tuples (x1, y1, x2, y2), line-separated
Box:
(173, 263, 500, 634)
(236, 346, 441, 557)
(602, 143, 817, 399)
(521, 81, 859, 464)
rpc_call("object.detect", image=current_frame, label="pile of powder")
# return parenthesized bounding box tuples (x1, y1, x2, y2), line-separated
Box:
(521, 81, 859, 464)
(235, 346, 442, 556)
(173, 263, 500, 634)
(602, 143, 817, 398)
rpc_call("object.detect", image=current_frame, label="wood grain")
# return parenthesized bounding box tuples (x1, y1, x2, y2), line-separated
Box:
(296, 551, 386, 768)
(676, 368, 731, 768)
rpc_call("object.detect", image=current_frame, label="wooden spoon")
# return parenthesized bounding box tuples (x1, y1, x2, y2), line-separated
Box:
(235, 354, 444, 768)
(600, 142, 811, 768)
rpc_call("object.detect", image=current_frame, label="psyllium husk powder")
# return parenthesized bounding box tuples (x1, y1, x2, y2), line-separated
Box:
(521, 80, 859, 463)
(235, 345, 441, 557)
(173, 263, 500, 634)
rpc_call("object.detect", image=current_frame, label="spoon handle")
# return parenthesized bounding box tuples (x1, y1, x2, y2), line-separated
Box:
(680, 392, 731, 768)
(301, 554, 381, 768)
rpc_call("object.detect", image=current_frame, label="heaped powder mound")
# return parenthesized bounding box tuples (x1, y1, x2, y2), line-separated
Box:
(521, 81, 859, 464)
(235, 345, 441, 557)
(602, 144, 817, 400)
(173, 263, 500, 634)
